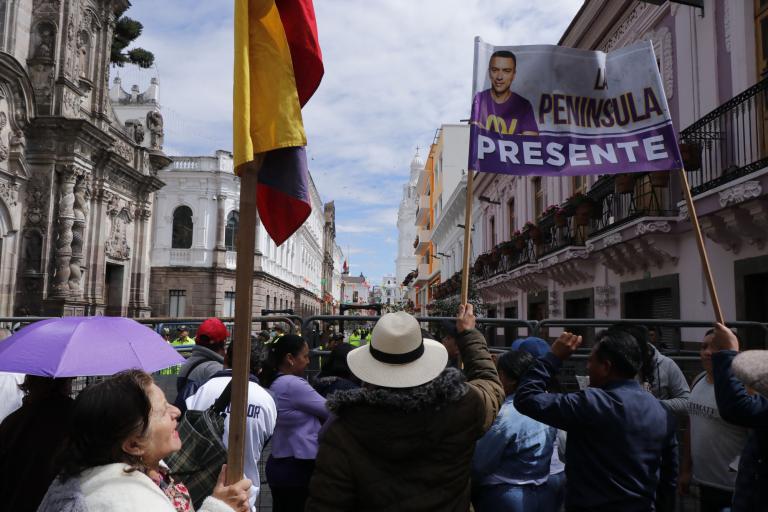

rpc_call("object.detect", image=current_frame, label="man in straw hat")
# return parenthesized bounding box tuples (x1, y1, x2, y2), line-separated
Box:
(306, 304, 504, 511)
(710, 322, 768, 512)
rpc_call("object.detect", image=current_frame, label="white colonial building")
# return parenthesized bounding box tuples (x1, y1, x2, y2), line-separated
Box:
(395, 150, 422, 287)
(341, 273, 370, 305)
(149, 151, 337, 318)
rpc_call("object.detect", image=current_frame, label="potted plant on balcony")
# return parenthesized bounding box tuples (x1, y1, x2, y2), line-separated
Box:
(567, 193, 596, 226)
(523, 221, 542, 243)
(554, 206, 568, 227)
(512, 230, 526, 249)
(615, 173, 635, 194)
(648, 170, 669, 188)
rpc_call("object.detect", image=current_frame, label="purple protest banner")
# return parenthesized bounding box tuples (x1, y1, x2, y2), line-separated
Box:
(468, 39, 683, 176)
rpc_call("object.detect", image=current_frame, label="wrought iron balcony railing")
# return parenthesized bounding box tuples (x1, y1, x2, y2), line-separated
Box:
(535, 212, 585, 257)
(680, 77, 768, 195)
(588, 174, 678, 238)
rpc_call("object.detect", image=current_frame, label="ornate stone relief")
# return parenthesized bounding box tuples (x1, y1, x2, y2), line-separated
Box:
(25, 175, 49, 230)
(0, 180, 20, 207)
(62, 88, 83, 118)
(603, 233, 623, 248)
(719, 181, 762, 208)
(636, 221, 672, 235)
(111, 138, 133, 162)
(33, 0, 62, 15)
(0, 111, 8, 162)
(28, 64, 55, 105)
(104, 194, 134, 261)
(602, 2, 650, 52)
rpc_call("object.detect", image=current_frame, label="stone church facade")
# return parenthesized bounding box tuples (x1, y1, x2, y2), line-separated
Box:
(0, 0, 167, 317)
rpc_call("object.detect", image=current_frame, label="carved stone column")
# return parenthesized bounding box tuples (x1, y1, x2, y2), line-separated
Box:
(212, 194, 227, 268)
(68, 173, 91, 296)
(215, 194, 227, 250)
(51, 167, 78, 297)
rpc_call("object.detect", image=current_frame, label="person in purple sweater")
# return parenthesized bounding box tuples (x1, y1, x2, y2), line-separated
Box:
(471, 50, 539, 137)
(262, 334, 329, 512)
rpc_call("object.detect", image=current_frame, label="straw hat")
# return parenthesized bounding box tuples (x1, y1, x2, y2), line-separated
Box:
(347, 312, 448, 388)
(732, 350, 768, 397)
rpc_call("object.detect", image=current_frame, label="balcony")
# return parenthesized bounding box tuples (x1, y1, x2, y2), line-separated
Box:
(415, 227, 431, 254)
(416, 195, 430, 226)
(474, 240, 535, 284)
(169, 249, 192, 266)
(535, 212, 584, 258)
(587, 174, 678, 238)
(680, 77, 768, 195)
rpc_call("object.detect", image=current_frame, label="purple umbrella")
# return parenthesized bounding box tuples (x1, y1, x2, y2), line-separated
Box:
(0, 317, 185, 377)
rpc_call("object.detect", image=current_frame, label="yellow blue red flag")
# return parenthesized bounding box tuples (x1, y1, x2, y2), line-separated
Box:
(234, 0, 323, 245)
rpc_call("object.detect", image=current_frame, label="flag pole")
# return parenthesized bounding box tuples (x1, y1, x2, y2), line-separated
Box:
(460, 170, 475, 305)
(678, 167, 724, 323)
(226, 158, 262, 483)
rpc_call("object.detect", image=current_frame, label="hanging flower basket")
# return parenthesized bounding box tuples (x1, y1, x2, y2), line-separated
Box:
(649, 171, 669, 188)
(615, 173, 635, 194)
(554, 212, 568, 227)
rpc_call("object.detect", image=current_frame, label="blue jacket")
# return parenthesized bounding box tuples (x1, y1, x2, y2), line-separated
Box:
(514, 353, 677, 512)
(472, 393, 556, 486)
(712, 350, 768, 512)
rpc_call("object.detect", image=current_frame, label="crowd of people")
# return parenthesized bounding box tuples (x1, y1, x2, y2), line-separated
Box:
(0, 309, 765, 511)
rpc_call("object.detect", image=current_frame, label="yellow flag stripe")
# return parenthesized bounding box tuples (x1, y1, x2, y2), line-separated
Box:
(234, 0, 307, 171)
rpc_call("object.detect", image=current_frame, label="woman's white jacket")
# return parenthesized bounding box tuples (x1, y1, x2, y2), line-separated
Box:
(38, 463, 233, 512)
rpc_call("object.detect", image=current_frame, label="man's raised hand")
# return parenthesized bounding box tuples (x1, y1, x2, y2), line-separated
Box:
(456, 303, 476, 333)
(712, 322, 739, 352)
(552, 331, 582, 361)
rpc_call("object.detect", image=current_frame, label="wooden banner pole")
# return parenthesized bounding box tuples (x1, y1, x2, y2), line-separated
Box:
(460, 170, 475, 305)
(678, 167, 725, 324)
(226, 159, 262, 483)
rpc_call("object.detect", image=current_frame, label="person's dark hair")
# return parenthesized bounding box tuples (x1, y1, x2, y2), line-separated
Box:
(612, 323, 654, 385)
(261, 334, 307, 387)
(593, 328, 644, 379)
(59, 370, 154, 480)
(318, 343, 355, 380)
(497, 350, 535, 383)
(439, 320, 458, 340)
(490, 50, 517, 69)
(225, 339, 263, 376)
(18, 375, 72, 401)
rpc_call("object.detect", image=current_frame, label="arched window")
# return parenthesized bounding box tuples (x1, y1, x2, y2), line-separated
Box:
(171, 206, 193, 248)
(225, 211, 239, 251)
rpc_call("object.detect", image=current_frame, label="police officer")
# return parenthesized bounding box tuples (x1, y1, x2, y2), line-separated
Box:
(171, 325, 195, 347)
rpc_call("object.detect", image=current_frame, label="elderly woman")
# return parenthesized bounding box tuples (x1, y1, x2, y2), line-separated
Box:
(38, 369, 251, 512)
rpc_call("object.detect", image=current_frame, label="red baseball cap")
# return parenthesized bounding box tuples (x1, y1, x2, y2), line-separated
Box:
(196, 318, 229, 344)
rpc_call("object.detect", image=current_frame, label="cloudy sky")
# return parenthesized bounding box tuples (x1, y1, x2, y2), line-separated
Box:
(123, 0, 583, 283)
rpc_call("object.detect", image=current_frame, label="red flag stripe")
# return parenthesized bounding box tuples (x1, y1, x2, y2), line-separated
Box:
(276, 0, 324, 107)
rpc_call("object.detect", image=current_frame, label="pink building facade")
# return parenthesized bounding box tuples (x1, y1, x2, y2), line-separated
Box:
(467, 0, 768, 348)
